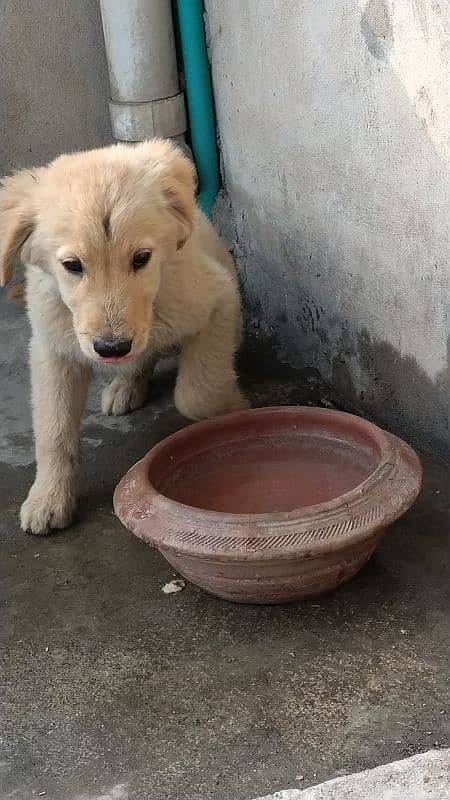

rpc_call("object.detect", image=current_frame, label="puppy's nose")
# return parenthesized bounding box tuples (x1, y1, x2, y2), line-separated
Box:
(93, 336, 132, 358)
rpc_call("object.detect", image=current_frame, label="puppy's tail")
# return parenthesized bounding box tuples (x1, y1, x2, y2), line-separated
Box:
(7, 282, 27, 304)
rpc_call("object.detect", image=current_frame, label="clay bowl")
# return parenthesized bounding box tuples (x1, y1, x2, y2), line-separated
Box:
(114, 406, 422, 604)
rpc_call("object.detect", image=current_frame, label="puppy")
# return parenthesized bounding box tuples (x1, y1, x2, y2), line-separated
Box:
(0, 139, 247, 535)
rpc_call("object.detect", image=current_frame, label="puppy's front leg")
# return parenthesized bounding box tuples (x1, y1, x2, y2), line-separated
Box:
(21, 338, 91, 535)
(175, 296, 248, 421)
(101, 353, 156, 416)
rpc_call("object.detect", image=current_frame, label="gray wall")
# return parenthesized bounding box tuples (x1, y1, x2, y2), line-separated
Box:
(206, 0, 449, 456)
(1, 0, 112, 173)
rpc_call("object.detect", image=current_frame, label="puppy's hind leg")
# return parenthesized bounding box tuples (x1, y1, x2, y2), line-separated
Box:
(101, 353, 156, 416)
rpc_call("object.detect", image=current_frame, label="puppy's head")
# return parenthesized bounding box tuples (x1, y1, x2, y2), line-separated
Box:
(0, 139, 198, 363)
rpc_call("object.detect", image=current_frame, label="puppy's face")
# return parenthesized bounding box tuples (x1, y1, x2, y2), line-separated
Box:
(0, 140, 197, 363)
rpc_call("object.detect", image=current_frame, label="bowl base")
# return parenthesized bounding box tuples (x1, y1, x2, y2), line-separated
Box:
(160, 535, 383, 604)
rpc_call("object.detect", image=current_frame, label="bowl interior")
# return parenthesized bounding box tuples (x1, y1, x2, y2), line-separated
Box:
(149, 408, 383, 515)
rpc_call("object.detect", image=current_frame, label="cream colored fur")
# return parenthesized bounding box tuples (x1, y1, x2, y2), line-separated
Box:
(0, 139, 247, 535)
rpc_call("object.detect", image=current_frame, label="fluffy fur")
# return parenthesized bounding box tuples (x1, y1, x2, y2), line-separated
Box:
(0, 139, 247, 535)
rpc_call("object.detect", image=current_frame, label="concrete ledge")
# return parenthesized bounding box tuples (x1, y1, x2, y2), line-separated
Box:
(253, 750, 450, 800)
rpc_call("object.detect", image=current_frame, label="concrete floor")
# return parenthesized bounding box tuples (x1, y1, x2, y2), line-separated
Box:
(1, 295, 449, 800)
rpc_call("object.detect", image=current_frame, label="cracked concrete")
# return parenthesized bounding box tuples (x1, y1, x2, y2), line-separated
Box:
(1, 294, 449, 800)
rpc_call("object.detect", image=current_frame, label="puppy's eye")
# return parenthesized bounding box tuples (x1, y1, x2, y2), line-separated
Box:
(132, 250, 151, 271)
(62, 258, 83, 274)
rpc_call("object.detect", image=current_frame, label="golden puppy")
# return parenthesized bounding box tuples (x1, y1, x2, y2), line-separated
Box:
(0, 139, 247, 535)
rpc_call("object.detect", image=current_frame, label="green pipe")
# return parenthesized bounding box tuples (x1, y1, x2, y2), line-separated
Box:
(175, 0, 220, 217)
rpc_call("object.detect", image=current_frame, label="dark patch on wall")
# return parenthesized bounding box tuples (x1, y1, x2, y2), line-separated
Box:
(237, 325, 331, 411)
(235, 266, 449, 460)
(239, 305, 450, 462)
(353, 330, 449, 459)
(361, 0, 394, 60)
(215, 194, 448, 462)
(236, 290, 327, 406)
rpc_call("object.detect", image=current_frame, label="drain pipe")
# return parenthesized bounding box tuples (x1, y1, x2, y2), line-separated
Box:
(175, 0, 220, 216)
(99, 0, 186, 141)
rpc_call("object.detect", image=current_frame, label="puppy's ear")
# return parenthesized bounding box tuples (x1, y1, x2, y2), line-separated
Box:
(0, 170, 40, 287)
(138, 139, 199, 250)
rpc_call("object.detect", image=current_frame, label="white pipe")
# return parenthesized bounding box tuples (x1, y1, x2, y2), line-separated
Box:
(99, 0, 186, 141)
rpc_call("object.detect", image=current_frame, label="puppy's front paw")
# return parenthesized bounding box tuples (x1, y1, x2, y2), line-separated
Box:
(20, 482, 76, 535)
(175, 383, 249, 421)
(101, 377, 148, 416)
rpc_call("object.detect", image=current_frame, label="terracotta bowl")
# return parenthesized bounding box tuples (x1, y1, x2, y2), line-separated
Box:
(114, 406, 422, 604)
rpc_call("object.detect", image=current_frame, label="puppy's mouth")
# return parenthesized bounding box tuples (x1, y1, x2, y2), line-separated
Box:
(92, 352, 140, 365)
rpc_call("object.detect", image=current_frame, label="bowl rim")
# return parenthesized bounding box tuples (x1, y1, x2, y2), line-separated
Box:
(113, 406, 422, 559)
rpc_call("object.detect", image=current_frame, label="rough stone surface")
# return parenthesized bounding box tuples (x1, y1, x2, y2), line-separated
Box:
(1, 292, 449, 800)
(0, 0, 112, 174)
(206, 0, 449, 457)
(253, 750, 450, 799)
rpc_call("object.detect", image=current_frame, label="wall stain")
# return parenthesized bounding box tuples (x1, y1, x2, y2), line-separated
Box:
(214, 193, 448, 461)
(361, 0, 394, 61)
(238, 303, 449, 461)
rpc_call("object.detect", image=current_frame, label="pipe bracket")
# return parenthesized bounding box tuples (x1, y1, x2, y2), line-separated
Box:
(109, 92, 187, 141)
